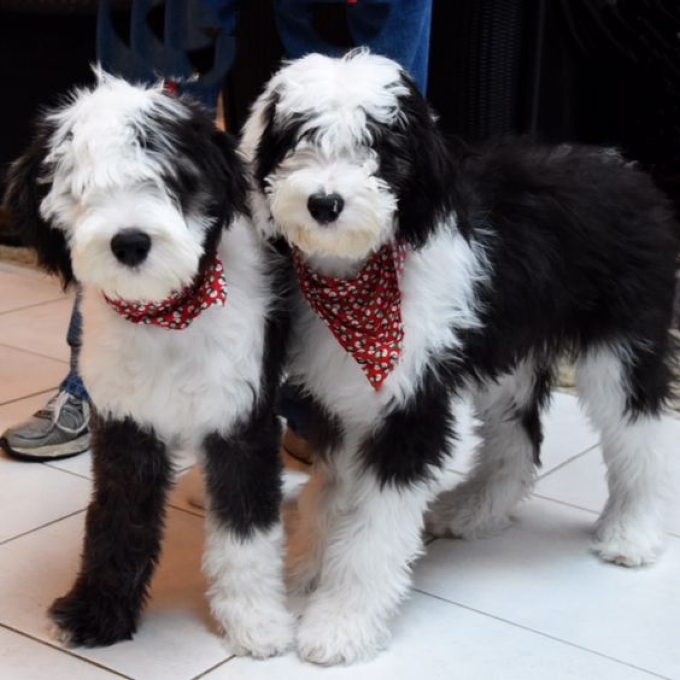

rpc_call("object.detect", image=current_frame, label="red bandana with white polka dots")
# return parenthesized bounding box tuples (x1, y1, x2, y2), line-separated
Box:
(293, 242, 407, 390)
(104, 256, 227, 330)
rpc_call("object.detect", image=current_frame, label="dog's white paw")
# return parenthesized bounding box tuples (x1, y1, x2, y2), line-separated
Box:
(296, 604, 388, 665)
(592, 514, 665, 567)
(223, 607, 295, 659)
(426, 489, 513, 539)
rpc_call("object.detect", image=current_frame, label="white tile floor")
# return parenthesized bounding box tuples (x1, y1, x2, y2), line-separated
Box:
(1, 260, 679, 680)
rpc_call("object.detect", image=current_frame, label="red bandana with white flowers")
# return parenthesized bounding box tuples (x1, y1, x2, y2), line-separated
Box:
(293, 242, 407, 390)
(104, 256, 227, 330)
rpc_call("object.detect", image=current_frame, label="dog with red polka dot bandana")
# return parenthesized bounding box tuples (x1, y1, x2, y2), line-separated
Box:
(6, 72, 294, 657)
(242, 50, 679, 664)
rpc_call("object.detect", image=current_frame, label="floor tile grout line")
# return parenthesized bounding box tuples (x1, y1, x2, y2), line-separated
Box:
(190, 654, 237, 680)
(41, 461, 197, 484)
(167, 502, 206, 519)
(0, 509, 86, 547)
(536, 444, 600, 481)
(0, 296, 73, 318)
(43, 462, 93, 481)
(0, 341, 70, 366)
(0, 622, 134, 679)
(0, 386, 59, 408)
(412, 589, 672, 679)
(531, 492, 600, 515)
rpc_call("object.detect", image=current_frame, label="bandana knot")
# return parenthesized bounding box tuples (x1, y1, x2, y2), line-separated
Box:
(104, 255, 227, 330)
(293, 242, 407, 390)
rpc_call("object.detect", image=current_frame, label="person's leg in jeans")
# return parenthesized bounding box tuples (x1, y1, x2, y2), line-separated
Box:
(275, 0, 431, 90)
(0, 287, 90, 461)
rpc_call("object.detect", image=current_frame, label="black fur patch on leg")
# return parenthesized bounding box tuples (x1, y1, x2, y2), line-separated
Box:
(516, 367, 553, 467)
(203, 406, 283, 540)
(625, 338, 675, 419)
(360, 366, 456, 487)
(49, 413, 173, 647)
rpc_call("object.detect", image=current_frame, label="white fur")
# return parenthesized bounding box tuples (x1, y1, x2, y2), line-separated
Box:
(267, 149, 397, 258)
(576, 347, 673, 566)
(427, 360, 541, 538)
(41, 74, 209, 302)
(240, 50, 410, 253)
(292, 441, 436, 665)
(79, 217, 269, 448)
(204, 518, 293, 658)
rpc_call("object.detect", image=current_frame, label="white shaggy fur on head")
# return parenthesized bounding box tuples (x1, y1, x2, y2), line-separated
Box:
(39, 72, 208, 302)
(241, 50, 410, 266)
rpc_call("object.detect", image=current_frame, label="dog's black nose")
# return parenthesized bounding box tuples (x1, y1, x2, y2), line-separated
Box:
(308, 192, 344, 224)
(111, 229, 151, 267)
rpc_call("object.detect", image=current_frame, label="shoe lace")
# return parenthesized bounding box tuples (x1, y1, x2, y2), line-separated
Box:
(52, 390, 90, 435)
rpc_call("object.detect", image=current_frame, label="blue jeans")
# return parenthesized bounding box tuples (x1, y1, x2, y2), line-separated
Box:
(59, 286, 89, 401)
(275, 0, 431, 91)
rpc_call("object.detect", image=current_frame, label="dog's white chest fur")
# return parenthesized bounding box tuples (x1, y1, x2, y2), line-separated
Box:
(80, 219, 269, 446)
(288, 226, 486, 425)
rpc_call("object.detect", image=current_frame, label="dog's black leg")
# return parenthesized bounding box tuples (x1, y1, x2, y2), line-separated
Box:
(49, 414, 173, 647)
(201, 407, 292, 658)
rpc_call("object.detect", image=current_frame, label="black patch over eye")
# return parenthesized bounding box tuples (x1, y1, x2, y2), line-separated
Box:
(254, 92, 308, 190)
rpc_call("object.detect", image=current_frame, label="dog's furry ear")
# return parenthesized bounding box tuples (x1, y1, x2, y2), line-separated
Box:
(238, 87, 301, 241)
(150, 98, 249, 229)
(4, 123, 74, 287)
(376, 74, 454, 248)
(205, 128, 250, 227)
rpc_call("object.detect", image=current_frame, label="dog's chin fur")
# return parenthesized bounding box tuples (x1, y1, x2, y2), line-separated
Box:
(243, 50, 680, 665)
(265, 151, 398, 261)
(5, 71, 294, 658)
(69, 192, 206, 302)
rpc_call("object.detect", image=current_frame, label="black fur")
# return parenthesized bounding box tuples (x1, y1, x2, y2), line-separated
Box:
(360, 363, 456, 487)
(49, 414, 173, 647)
(454, 141, 677, 411)
(146, 96, 251, 280)
(203, 407, 283, 539)
(370, 72, 457, 249)
(3, 121, 74, 287)
(253, 91, 307, 192)
(277, 383, 344, 458)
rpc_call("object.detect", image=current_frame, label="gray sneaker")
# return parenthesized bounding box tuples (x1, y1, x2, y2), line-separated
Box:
(0, 391, 91, 462)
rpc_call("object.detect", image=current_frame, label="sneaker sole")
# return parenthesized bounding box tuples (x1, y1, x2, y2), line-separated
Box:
(0, 433, 90, 462)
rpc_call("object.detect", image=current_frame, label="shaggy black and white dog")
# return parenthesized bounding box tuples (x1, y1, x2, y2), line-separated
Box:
(242, 51, 679, 664)
(6, 73, 293, 656)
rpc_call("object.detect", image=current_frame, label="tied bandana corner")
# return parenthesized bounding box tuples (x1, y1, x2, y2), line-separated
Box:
(293, 243, 407, 390)
(104, 256, 227, 330)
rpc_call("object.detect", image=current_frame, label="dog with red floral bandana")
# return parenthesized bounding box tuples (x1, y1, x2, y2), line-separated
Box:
(6, 72, 293, 656)
(242, 50, 679, 664)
